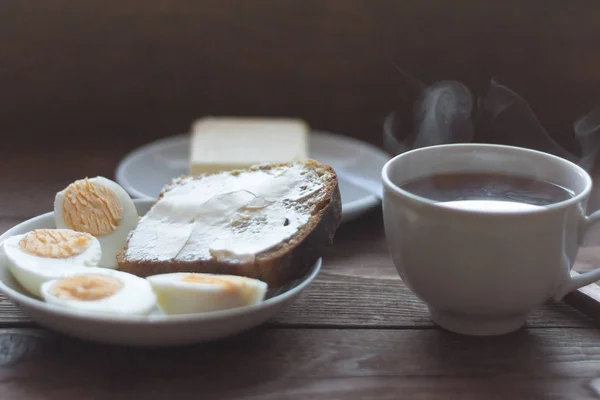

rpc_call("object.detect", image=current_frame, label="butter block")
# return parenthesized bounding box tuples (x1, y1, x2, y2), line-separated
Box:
(189, 116, 309, 176)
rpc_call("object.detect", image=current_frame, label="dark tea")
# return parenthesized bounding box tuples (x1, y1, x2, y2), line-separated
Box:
(399, 172, 574, 211)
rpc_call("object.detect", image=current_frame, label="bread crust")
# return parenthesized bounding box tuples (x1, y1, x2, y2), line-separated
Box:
(116, 160, 342, 287)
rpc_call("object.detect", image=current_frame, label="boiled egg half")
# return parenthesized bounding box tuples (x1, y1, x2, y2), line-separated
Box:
(54, 176, 138, 269)
(2, 229, 101, 297)
(40, 267, 157, 316)
(146, 273, 268, 315)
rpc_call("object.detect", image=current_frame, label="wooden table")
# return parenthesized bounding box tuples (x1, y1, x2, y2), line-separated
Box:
(3, 143, 600, 399)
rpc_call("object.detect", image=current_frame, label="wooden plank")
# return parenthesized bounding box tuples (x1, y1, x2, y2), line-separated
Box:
(271, 271, 596, 329)
(0, 208, 596, 329)
(1, 327, 600, 399)
(0, 268, 594, 329)
(564, 281, 600, 324)
(0, 297, 30, 327)
(566, 245, 600, 320)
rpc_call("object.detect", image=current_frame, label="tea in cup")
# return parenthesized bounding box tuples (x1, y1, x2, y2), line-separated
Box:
(382, 144, 600, 335)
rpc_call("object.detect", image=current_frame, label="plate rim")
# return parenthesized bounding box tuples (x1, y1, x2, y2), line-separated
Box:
(114, 131, 390, 222)
(0, 202, 322, 326)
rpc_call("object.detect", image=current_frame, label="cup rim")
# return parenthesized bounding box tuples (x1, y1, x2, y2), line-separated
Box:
(381, 143, 592, 216)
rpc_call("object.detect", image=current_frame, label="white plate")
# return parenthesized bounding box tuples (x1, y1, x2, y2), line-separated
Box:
(0, 200, 322, 347)
(115, 131, 390, 223)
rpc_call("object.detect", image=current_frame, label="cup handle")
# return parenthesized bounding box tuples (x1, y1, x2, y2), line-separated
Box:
(553, 210, 600, 301)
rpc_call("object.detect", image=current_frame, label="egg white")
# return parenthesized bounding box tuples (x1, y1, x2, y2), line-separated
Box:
(146, 272, 268, 315)
(54, 176, 138, 269)
(40, 267, 157, 316)
(2, 231, 102, 298)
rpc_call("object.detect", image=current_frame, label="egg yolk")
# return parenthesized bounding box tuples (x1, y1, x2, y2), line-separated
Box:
(19, 229, 92, 258)
(62, 179, 123, 236)
(50, 274, 123, 301)
(181, 274, 236, 292)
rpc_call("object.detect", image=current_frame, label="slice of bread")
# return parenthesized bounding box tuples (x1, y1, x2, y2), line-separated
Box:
(116, 159, 342, 287)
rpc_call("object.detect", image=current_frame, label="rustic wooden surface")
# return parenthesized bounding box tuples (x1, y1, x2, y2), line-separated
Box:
(3, 327, 600, 399)
(2, 143, 600, 399)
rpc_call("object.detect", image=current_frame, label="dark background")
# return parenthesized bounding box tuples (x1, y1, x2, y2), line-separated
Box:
(1, 0, 598, 153)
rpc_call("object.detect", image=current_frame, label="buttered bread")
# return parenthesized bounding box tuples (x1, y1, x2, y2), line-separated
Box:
(116, 160, 341, 287)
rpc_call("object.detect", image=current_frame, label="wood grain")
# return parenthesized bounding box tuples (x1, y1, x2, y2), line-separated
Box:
(272, 271, 596, 329)
(1, 327, 600, 399)
(0, 269, 594, 330)
(0, 199, 597, 329)
(564, 277, 600, 324)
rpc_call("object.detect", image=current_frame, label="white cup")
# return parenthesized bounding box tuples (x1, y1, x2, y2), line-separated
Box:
(381, 143, 600, 335)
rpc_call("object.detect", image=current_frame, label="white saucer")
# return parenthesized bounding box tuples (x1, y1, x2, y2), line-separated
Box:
(115, 131, 390, 223)
(0, 200, 322, 347)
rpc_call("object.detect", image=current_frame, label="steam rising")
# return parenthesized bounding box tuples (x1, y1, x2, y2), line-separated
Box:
(477, 77, 579, 164)
(388, 72, 600, 171)
(574, 106, 600, 171)
(413, 81, 474, 148)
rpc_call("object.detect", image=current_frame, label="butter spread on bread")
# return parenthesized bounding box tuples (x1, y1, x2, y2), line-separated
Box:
(116, 160, 341, 286)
